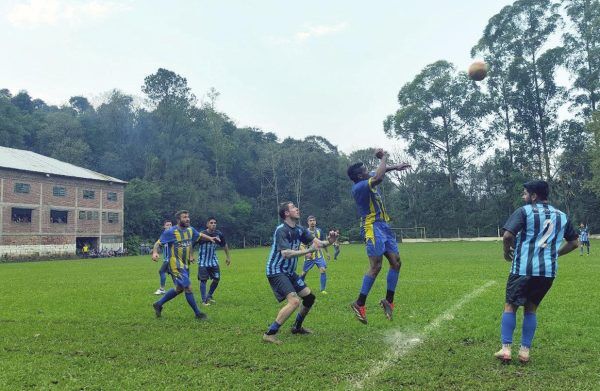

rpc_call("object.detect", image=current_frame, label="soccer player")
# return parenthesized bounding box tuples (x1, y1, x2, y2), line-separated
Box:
(263, 201, 338, 344)
(332, 228, 341, 260)
(495, 181, 579, 363)
(579, 223, 590, 256)
(153, 219, 172, 295)
(151, 210, 219, 319)
(347, 148, 411, 324)
(299, 216, 330, 294)
(197, 217, 231, 305)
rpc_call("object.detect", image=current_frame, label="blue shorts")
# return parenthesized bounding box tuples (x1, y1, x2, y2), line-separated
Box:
(303, 257, 327, 272)
(267, 272, 307, 302)
(198, 265, 221, 280)
(363, 221, 399, 257)
(170, 268, 191, 288)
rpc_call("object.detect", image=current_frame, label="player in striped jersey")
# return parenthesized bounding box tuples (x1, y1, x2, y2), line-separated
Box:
(197, 217, 231, 305)
(262, 201, 338, 344)
(151, 210, 219, 320)
(299, 216, 330, 294)
(578, 223, 590, 256)
(495, 181, 579, 363)
(153, 219, 172, 295)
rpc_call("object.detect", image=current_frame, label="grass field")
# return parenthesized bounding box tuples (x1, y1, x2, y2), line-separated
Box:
(1, 241, 599, 390)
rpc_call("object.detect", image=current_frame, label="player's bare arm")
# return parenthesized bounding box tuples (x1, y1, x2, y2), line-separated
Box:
(200, 232, 220, 243)
(152, 241, 162, 261)
(369, 149, 388, 187)
(281, 246, 317, 259)
(558, 239, 579, 257)
(502, 230, 515, 262)
(224, 244, 231, 266)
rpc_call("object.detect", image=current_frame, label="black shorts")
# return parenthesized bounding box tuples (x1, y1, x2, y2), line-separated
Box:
(267, 272, 307, 302)
(198, 265, 221, 280)
(505, 273, 554, 307)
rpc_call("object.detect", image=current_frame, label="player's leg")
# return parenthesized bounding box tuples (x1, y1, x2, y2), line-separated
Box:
(334, 244, 340, 260)
(292, 287, 316, 334)
(198, 266, 209, 304)
(580, 241, 584, 255)
(155, 262, 168, 295)
(586, 241, 590, 255)
(351, 255, 383, 324)
(300, 259, 315, 281)
(495, 274, 524, 362)
(518, 277, 554, 363)
(315, 257, 327, 293)
(264, 275, 302, 344)
(153, 272, 184, 317)
(207, 266, 221, 303)
(380, 250, 401, 320)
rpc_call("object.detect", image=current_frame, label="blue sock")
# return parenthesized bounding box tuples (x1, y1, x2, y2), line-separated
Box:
(386, 269, 400, 292)
(320, 273, 327, 291)
(266, 321, 281, 335)
(521, 312, 537, 348)
(156, 288, 178, 306)
(208, 280, 219, 297)
(360, 275, 376, 296)
(200, 281, 207, 302)
(501, 311, 517, 344)
(294, 313, 305, 329)
(185, 292, 201, 316)
(159, 271, 166, 288)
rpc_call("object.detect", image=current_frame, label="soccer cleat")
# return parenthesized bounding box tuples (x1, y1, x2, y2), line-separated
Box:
(494, 345, 512, 363)
(262, 333, 283, 345)
(291, 327, 312, 335)
(152, 302, 163, 318)
(201, 301, 211, 306)
(380, 299, 394, 321)
(154, 288, 165, 295)
(350, 302, 368, 324)
(207, 297, 216, 304)
(518, 347, 530, 364)
(320, 290, 328, 295)
(195, 312, 208, 320)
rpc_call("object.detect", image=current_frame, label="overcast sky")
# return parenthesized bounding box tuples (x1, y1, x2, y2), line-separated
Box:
(0, 0, 515, 153)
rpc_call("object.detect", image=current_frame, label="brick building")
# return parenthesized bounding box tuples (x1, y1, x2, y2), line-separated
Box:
(0, 146, 126, 259)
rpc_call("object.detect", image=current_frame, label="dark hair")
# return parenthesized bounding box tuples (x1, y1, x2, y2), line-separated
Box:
(307, 215, 316, 222)
(523, 180, 549, 201)
(207, 217, 217, 223)
(163, 219, 172, 224)
(279, 201, 293, 219)
(175, 210, 189, 221)
(347, 162, 364, 183)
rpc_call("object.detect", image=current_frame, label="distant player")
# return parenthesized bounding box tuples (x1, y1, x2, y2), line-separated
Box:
(332, 228, 341, 260)
(197, 217, 231, 305)
(263, 201, 337, 344)
(347, 149, 411, 324)
(153, 219, 172, 295)
(151, 210, 219, 319)
(299, 215, 330, 294)
(579, 223, 590, 256)
(496, 181, 579, 363)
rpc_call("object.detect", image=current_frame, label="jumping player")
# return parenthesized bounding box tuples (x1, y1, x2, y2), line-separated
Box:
(347, 148, 411, 324)
(495, 181, 579, 363)
(197, 217, 231, 305)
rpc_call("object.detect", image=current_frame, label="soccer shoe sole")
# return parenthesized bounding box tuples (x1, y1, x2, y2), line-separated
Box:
(350, 303, 368, 324)
(494, 352, 511, 364)
(262, 334, 283, 345)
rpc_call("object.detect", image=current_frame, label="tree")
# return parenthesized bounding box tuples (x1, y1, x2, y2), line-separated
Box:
(142, 68, 196, 107)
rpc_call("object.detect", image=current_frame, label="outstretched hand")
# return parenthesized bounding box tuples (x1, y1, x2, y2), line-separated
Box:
(327, 230, 339, 245)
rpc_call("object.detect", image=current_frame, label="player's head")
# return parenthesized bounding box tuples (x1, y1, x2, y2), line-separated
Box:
(307, 215, 316, 228)
(522, 180, 549, 203)
(347, 162, 368, 183)
(206, 217, 217, 230)
(163, 219, 172, 229)
(175, 210, 190, 227)
(279, 201, 299, 220)
(580, 222, 585, 228)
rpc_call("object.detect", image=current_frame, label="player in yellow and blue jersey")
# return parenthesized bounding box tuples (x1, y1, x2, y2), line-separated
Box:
(152, 219, 172, 295)
(299, 215, 330, 294)
(151, 210, 219, 320)
(347, 148, 411, 324)
(495, 181, 579, 363)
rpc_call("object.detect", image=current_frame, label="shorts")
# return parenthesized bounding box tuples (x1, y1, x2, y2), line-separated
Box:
(302, 257, 327, 272)
(159, 261, 169, 275)
(267, 272, 307, 302)
(505, 273, 554, 307)
(198, 265, 221, 280)
(580, 240, 590, 245)
(170, 268, 191, 288)
(363, 221, 399, 257)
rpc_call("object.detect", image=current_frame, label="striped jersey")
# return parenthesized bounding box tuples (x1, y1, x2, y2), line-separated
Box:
(303, 227, 326, 260)
(579, 226, 590, 242)
(503, 203, 578, 278)
(266, 222, 315, 277)
(351, 176, 390, 228)
(197, 229, 226, 267)
(159, 226, 200, 273)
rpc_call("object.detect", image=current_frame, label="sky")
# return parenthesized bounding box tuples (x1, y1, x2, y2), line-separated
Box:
(0, 0, 515, 154)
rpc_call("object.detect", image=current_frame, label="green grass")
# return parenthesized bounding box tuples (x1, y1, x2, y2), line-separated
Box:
(1, 241, 598, 390)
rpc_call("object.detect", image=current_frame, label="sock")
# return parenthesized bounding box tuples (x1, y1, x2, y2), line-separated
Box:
(185, 292, 201, 316)
(357, 275, 376, 305)
(200, 281, 207, 302)
(156, 288, 179, 306)
(300, 274, 306, 281)
(208, 280, 219, 298)
(320, 273, 327, 291)
(521, 312, 537, 348)
(294, 313, 305, 329)
(501, 311, 517, 344)
(159, 271, 166, 288)
(386, 269, 399, 294)
(386, 290, 395, 303)
(266, 321, 281, 335)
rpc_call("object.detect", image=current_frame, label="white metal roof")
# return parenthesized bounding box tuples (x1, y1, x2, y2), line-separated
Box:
(0, 146, 126, 184)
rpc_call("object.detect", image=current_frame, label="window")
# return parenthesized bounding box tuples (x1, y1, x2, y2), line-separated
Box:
(107, 192, 117, 201)
(102, 212, 107, 221)
(92, 211, 99, 220)
(83, 190, 95, 199)
(53, 186, 66, 197)
(79, 211, 86, 220)
(107, 212, 119, 223)
(50, 210, 68, 224)
(86, 211, 93, 220)
(12, 208, 32, 223)
(14, 183, 31, 194)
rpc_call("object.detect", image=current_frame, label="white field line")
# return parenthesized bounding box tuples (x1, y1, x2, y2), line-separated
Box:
(353, 280, 497, 389)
